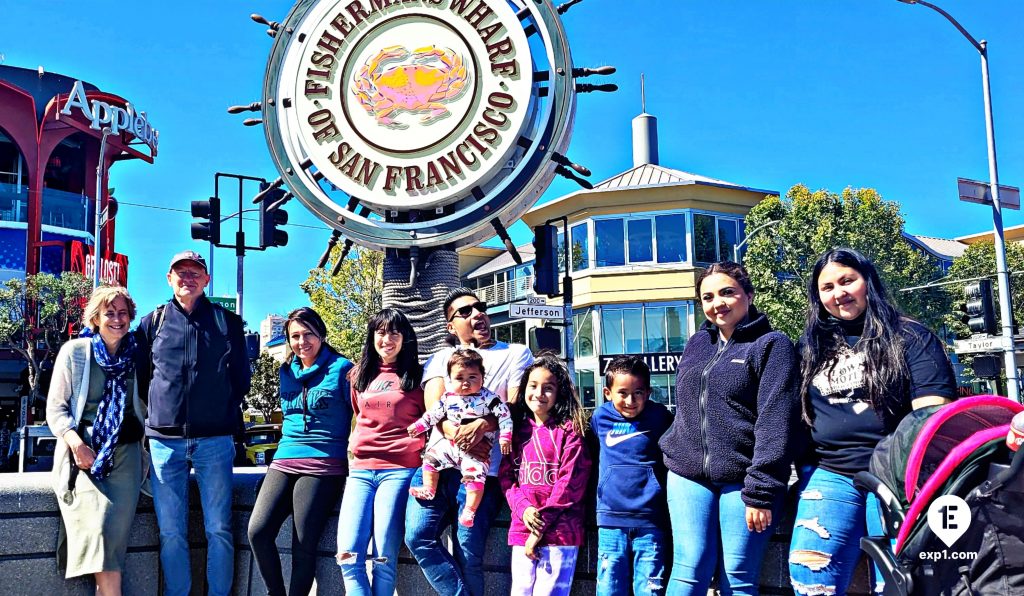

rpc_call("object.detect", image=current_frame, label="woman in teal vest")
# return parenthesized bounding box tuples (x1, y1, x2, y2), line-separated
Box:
(247, 307, 354, 596)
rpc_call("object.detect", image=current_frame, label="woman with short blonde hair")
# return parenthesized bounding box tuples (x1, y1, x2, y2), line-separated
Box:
(47, 285, 149, 595)
(81, 286, 137, 333)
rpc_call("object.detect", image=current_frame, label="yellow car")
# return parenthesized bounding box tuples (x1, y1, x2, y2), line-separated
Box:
(244, 424, 281, 466)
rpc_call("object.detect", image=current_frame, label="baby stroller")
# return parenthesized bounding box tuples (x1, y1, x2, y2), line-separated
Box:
(853, 395, 1024, 596)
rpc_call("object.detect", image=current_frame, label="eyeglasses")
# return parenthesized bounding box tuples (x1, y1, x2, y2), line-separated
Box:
(173, 270, 206, 280)
(448, 301, 487, 322)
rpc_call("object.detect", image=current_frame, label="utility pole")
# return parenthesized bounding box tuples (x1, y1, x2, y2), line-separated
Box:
(896, 0, 1019, 401)
(92, 127, 111, 289)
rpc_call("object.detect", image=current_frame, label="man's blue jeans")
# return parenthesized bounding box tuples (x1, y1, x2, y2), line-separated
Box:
(789, 466, 886, 595)
(597, 526, 667, 596)
(666, 471, 781, 596)
(337, 467, 417, 596)
(149, 435, 235, 596)
(404, 468, 502, 596)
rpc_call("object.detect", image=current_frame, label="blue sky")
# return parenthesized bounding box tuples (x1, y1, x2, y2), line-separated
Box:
(3, 0, 1024, 326)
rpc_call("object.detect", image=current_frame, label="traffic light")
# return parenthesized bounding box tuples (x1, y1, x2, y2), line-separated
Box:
(972, 354, 1001, 378)
(963, 280, 997, 335)
(529, 326, 563, 355)
(245, 333, 260, 361)
(532, 224, 559, 296)
(259, 189, 289, 248)
(190, 197, 220, 244)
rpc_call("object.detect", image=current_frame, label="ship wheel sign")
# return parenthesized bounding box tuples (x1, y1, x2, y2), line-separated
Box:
(238, 0, 615, 270)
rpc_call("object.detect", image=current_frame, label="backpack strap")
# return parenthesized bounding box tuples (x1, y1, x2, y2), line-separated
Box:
(148, 305, 166, 345)
(210, 303, 229, 337)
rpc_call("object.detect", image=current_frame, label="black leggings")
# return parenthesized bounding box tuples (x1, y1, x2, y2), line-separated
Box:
(247, 468, 345, 596)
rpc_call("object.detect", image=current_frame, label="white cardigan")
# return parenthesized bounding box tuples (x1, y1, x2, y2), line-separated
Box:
(45, 338, 149, 500)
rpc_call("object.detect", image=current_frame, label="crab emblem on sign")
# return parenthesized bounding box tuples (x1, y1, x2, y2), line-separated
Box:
(352, 45, 469, 128)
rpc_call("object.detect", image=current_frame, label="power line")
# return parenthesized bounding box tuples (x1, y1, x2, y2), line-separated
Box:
(118, 200, 327, 230)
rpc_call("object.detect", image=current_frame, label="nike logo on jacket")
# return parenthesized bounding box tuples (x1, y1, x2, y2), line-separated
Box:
(605, 429, 649, 447)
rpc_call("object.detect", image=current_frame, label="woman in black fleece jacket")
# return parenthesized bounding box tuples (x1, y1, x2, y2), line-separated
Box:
(659, 262, 802, 596)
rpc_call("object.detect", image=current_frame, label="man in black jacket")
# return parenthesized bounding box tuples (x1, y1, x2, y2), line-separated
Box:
(137, 250, 250, 596)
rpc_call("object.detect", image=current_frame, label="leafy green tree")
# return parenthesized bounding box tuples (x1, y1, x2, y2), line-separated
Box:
(246, 352, 281, 422)
(0, 272, 93, 405)
(300, 245, 383, 360)
(743, 184, 949, 339)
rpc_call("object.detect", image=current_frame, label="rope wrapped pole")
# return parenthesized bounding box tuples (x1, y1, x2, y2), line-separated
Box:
(382, 247, 460, 360)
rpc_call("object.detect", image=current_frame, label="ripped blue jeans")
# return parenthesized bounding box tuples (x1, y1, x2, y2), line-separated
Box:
(597, 527, 666, 596)
(789, 466, 885, 595)
(336, 467, 417, 596)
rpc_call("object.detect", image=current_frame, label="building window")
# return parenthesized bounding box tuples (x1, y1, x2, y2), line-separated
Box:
(557, 230, 566, 274)
(577, 370, 597, 409)
(571, 223, 589, 271)
(595, 218, 625, 267)
(693, 213, 743, 264)
(694, 214, 717, 263)
(718, 218, 738, 263)
(644, 307, 667, 353)
(574, 309, 594, 358)
(667, 305, 688, 351)
(602, 309, 624, 355)
(601, 303, 693, 356)
(0, 129, 29, 223)
(650, 374, 675, 407)
(656, 214, 687, 263)
(493, 321, 526, 345)
(623, 309, 644, 353)
(510, 264, 532, 300)
(627, 219, 653, 263)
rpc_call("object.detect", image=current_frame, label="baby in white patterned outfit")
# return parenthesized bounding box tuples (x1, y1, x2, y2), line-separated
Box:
(408, 348, 512, 526)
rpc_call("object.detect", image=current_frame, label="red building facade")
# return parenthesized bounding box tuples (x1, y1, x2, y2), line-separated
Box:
(0, 64, 156, 281)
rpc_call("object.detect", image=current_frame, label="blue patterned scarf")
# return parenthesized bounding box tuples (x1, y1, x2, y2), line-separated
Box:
(90, 333, 136, 479)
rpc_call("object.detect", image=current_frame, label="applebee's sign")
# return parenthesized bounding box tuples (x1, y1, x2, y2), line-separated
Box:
(60, 80, 159, 154)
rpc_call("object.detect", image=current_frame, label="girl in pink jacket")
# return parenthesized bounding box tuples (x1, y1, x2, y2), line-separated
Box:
(500, 353, 591, 596)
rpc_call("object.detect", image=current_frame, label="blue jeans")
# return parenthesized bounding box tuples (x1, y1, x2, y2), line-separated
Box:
(149, 435, 235, 596)
(789, 466, 886, 595)
(404, 468, 502, 596)
(337, 467, 417, 596)
(597, 527, 666, 596)
(666, 471, 781, 596)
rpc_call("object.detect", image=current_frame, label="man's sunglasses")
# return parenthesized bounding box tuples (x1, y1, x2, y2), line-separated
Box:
(448, 301, 487, 322)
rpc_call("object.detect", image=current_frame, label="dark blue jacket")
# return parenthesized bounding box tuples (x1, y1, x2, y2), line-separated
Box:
(591, 400, 672, 528)
(659, 313, 801, 509)
(137, 295, 251, 438)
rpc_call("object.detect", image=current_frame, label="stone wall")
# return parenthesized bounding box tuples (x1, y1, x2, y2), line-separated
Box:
(0, 470, 870, 595)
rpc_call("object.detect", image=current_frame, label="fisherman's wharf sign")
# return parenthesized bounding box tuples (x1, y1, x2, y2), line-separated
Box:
(259, 0, 583, 250)
(276, 0, 532, 210)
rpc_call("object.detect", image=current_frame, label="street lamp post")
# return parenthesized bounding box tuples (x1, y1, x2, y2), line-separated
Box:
(733, 219, 782, 263)
(92, 127, 112, 289)
(897, 0, 1019, 402)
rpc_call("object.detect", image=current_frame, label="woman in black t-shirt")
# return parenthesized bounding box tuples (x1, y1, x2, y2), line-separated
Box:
(788, 248, 956, 595)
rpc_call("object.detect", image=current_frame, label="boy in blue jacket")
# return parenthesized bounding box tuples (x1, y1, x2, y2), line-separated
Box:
(590, 356, 672, 596)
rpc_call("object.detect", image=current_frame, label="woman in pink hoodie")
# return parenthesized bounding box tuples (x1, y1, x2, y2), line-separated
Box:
(500, 353, 591, 596)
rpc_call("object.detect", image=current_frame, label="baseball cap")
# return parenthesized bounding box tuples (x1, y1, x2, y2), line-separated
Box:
(169, 250, 208, 272)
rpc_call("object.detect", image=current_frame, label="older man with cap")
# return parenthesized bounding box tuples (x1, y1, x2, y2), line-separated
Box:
(137, 250, 251, 596)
